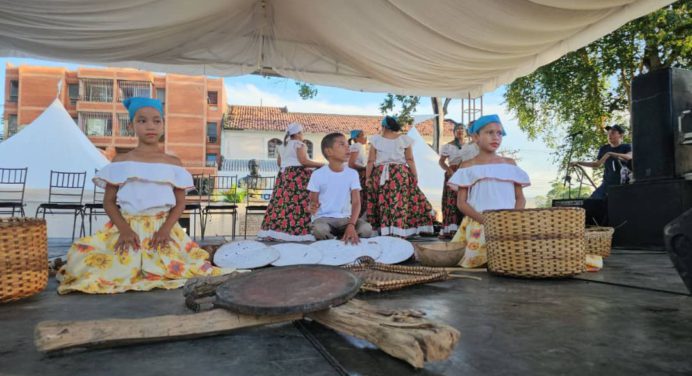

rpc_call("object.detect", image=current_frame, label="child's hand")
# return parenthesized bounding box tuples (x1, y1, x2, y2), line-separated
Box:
(151, 227, 173, 250)
(342, 224, 360, 245)
(115, 228, 140, 254)
(308, 200, 320, 215)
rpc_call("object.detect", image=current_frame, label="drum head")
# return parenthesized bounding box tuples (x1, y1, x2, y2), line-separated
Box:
(215, 265, 362, 315)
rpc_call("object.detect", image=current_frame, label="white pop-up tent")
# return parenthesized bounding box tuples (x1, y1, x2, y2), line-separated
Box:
(407, 116, 445, 218)
(0, 0, 673, 97)
(0, 99, 109, 189)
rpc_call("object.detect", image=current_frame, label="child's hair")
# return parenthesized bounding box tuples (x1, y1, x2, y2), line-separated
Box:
(381, 116, 402, 132)
(321, 132, 345, 159)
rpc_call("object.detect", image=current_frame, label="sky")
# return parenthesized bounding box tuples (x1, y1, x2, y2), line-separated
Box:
(0, 57, 562, 198)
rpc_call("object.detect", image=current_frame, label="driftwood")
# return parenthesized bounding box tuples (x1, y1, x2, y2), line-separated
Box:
(35, 309, 301, 353)
(35, 299, 459, 368)
(307, 299, 460, 368)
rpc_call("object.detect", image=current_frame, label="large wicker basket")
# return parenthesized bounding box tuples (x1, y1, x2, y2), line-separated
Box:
(585, 227, 614, 257)
(1, 218, 49, 302)
(484, 208, 585, 278)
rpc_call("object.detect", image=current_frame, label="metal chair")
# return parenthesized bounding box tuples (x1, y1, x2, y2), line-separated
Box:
(0, 167, 28, 217)
(181, 173, 205, 239)
(201, 175, 239, 240)
(35, 170, 86, 241)
(243, 176, 276, 239)
(82, 169, 107, 235)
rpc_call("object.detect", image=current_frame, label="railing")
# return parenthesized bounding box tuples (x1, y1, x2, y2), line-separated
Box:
(206, 160, 218, 168)
(80, 79, 114, 102)
(80, 112, 113, 137)
(8, 95, 17, 103)
(207, 136, 218, 143)
(118, 80, 152, 101)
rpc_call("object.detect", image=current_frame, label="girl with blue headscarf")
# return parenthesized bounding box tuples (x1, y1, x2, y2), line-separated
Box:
(365, 116, 435, 237)
(57, 97, 227, 294)
(446, 114, 530, 268)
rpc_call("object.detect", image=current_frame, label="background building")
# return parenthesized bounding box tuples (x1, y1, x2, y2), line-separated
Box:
(220, 104, 457, 176)
(3, 64, 226, 175)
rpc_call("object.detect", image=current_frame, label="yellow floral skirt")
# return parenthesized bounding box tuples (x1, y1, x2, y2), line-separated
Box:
(57, 212, 223, 294)
(450, 217, 486, 268)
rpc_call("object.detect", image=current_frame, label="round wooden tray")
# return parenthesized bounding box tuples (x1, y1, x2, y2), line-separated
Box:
(215, 265, 362, 315)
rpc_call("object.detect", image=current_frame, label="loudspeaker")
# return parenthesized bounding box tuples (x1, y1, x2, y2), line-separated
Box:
(552, 198, 607, 226)
(608, 179, 692, 248)
(664, 208, 692, 294)
(631, 67, 692, 181)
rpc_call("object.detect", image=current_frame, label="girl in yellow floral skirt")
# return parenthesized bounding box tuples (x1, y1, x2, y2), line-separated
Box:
(447, 115, 530, 268)
(57, 97, 227, 294)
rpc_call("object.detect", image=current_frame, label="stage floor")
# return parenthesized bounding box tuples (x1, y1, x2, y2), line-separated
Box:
(2, 248, 691, 375)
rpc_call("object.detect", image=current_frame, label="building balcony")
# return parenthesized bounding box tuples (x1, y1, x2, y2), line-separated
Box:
(207, 136, 218, 143)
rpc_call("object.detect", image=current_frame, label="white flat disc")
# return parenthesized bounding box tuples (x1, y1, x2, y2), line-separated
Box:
(310, 239, 359, 266)
(368, 236, 415, 264)
(270, 243, 323, 266)
(213, 240, 279, 269)
(355, 238, 383, 261)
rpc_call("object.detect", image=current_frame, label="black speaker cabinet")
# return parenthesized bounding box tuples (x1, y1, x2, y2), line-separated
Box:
(631, 67, 692, 181)
(608, 179, 692, 248)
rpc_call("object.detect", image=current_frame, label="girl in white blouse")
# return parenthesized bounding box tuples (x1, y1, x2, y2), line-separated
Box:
(438, 122, 467, 238)
(365, 116, 435, 238)
(258, 122, 323, 241)
(57, 97, 225, 294)
(447, 114, 530, 268)
(348, 129, 368, 216)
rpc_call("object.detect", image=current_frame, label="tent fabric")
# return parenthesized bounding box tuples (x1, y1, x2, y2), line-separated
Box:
(0, 0, 673, 97)
(407, 124, 444, 218)
(0, 99, 110, 188)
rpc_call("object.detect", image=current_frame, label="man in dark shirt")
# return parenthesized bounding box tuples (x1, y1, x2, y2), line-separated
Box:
(570, 124, 633, 199)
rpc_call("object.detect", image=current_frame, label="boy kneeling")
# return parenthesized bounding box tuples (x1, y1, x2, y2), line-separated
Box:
(308, 133, 374, 243)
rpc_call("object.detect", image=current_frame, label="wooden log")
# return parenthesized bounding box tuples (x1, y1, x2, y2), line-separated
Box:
(35, 309, 301, 353)
(308, 299, 460, 368)
(35, 299, 460, 369)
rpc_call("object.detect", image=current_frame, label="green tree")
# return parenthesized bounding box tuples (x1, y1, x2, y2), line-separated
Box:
(504, 1, 690, 174)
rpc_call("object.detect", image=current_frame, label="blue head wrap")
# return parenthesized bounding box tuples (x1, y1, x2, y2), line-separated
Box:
(350, 129, 363, 140)
(381, 116, 398, 130)
(469, 114, 505, 136)
(123, 97, 164, 122)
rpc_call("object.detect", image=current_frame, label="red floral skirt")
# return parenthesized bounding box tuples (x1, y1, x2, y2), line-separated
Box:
(258, 167, 315, 241)
(365, 164, 435, 238)
(440, 172, 463, 236)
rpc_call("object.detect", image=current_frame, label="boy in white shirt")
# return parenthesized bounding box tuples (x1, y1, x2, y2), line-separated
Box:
(307, 133, 374, 244)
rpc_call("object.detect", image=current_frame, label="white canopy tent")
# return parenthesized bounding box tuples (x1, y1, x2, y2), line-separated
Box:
(0, 0, 673, 97)
(0, 99, 109, 189)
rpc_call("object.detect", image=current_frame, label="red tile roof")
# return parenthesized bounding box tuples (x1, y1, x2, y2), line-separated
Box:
(223, 105, 456, 137)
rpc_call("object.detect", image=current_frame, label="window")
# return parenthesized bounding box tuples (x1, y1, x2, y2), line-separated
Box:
(7, 115, 18, 136)
(68, 84, 79, 105)
(156, 88, 166, 103)
(118, 80, 152, 101)
(81, 79, 113, 102)
(79, 112, 113, 136)
(117, 113, 134, 137)
(207, 91, 218, 105)
(206, 122, 218, 143)
(9, 80, 18, 102)
(206, 153, 218, 168)
(267, 138, 282, 158)
(304, 140, 314, 158)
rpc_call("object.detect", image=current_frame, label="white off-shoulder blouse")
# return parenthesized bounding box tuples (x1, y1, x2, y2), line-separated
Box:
(447, 163, 530, 212)
(94, 161, 194, 214)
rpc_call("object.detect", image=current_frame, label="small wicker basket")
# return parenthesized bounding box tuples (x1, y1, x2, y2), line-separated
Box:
(484, 207, 585, 278)
(585, 227, 615, 257)
(1, 218, 49, 302)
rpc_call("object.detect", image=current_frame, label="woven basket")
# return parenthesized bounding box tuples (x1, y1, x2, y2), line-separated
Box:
(343, 257, 449, 292)
(484, 207, 585, 278)
(585, 227, 614, 257)
(1, 218, 49, 302)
